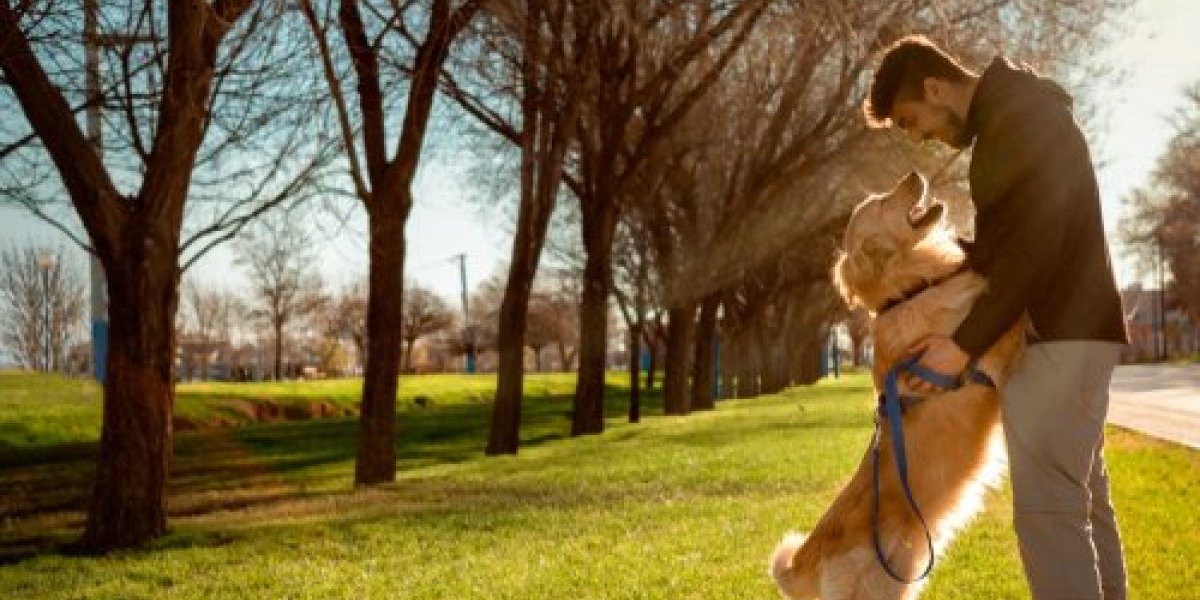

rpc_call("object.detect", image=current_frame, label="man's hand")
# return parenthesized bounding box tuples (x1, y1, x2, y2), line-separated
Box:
(903, 335, 970, 394)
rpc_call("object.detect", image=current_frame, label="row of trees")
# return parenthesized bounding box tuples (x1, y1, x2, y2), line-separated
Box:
(0, 246, 86, 372)
(0, 237, 581, 379)
(1, 0, 1125, 550)
(1120, 84, 1200, 325)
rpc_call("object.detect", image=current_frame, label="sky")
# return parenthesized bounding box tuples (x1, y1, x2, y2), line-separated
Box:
(1, 0, 1199, 303)
(1092, 0, 1200, 285)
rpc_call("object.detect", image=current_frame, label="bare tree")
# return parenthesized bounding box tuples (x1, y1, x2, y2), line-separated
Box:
(440, 0, 587, 454)
(0, 245, 86, 371)
(1120, 84, 1200, 323)
(179, 280, 240, 380)
(236, 215, 324, 380)
(323, 279, 368, 370)
(401, 283, 455, 372)
(565, 0, 768, 435)
(632, 0, 1130, 400)
(0, 0, 339, 550)
(523, 292, 558, 373)
(298, 0, 482, 484)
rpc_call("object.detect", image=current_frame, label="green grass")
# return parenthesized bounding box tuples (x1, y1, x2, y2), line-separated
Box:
(0, 371, 103, 447)
(0, 371, 591, 446)
(0, 370, 1197, 598)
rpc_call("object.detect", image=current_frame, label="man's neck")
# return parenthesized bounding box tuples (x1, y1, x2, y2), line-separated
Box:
(952, 76, 980, 122)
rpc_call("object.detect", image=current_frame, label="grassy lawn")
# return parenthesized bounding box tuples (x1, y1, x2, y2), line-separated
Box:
(0, 370, 1197, 598)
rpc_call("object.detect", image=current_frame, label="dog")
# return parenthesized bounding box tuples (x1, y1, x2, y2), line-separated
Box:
(769, 172, 1025, 599)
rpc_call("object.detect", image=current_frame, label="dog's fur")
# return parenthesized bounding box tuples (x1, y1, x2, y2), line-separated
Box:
(770, 173, 1025, 599)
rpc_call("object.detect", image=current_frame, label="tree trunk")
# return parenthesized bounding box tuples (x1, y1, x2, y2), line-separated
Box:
(486, 49, 572, 451)
(691, 294, 720, 411)
(645, 335, 658, 390)
(628, 321, 641, 423)
(572, 202, 617, 436)
(488, 254, 538, 455)
(757, 320, 787, 395)
(556, 341, 570, 372)
(356, 206, 406, 485)
(719, 328, 736, 400)
(735, 331, 758, 398)
(795, 331, 824, 385)
(663, 303, 697, 415)
(80, 249, 176, 551)
(198, 337, 211, 381)
(273, 319, 284, 380)
(402, 339, 413, 373)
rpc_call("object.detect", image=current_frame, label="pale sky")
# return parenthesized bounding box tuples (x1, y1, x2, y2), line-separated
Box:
(1093, 0, 1200, 286)
(2, 0, 1198, 302)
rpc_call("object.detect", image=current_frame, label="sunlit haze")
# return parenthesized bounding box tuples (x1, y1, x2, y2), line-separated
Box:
(1, 0, 1198, 301)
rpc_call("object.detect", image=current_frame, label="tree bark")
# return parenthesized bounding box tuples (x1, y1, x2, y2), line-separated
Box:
(794, 332, 823, 385)
(273, 318, 284, 380)
(0, 0, 256, 551)
(488, 258, 535, 454)
(757, 319, 787, 395)
(80, 251, 177, 550)
(690, 294, 720, 411)
(486, 0, 577, 454)
(663, 302, 697, 415)
(355, 205, 406, 485)
(734, 329, 759, 398)
(719, 326, 736, 400)
(628, 321, 641, 423)
(571, 201, 617, 436)
(333, 0, 480, 485)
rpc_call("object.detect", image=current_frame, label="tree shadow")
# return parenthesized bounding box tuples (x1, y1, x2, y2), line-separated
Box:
(0, 387, 642, 562)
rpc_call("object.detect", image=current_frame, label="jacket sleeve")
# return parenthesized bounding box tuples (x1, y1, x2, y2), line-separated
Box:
(952, 101, 1083, 358)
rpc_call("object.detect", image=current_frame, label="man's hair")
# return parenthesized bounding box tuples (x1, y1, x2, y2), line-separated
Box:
(863, 35, 973, 128)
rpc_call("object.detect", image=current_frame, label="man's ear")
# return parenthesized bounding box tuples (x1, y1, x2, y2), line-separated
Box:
(922, 77, 945, 105)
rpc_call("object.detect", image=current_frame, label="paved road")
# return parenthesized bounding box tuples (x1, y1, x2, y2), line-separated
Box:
(1108, 364, 1200, 450)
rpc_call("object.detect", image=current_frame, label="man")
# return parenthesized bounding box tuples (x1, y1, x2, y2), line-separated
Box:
(863, 36, 1129, 599)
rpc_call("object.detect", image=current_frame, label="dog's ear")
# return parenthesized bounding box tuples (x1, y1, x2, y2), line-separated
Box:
(908, 202, 945, 231)
(831, 250, 858, 307)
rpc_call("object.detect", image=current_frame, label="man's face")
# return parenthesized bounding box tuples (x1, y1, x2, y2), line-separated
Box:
(891, 98, 970, 149)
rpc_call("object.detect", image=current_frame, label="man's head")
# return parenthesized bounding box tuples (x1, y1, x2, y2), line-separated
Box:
(864, 35, 977, 149)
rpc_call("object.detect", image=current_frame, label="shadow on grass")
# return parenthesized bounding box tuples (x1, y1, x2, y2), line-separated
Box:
(0, 384, 664, 563)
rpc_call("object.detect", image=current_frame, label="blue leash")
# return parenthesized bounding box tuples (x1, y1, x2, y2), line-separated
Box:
(871, 355, 996, 583)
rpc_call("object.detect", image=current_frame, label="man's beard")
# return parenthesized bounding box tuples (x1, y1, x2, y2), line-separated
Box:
(941, 107, 970, 149)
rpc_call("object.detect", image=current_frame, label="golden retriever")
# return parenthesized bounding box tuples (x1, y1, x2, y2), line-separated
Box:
(770, 172, 1025, 599)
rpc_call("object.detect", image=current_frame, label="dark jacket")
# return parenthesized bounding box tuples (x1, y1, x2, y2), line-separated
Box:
(953, 57, 1128, 358)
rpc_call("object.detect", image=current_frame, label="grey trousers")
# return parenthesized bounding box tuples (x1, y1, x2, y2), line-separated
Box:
(1001, 341, 1127, 600)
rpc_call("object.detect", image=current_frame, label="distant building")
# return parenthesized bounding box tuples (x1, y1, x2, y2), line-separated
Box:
(1120, 284, 1198, 362)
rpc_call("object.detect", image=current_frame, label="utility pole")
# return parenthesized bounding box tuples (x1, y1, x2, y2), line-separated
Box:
(83, 0, 159, 382)
(453, 253, 476, 373)
(84, 0, 107, 382)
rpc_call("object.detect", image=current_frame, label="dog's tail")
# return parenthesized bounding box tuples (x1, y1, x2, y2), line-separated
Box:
(769, 532, 818, 600)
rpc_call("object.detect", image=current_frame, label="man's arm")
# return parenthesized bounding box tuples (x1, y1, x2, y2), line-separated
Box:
(951, 104, 1083, 359)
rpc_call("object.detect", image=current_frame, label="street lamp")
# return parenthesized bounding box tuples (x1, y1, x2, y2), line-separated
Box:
(35, 251, 55, 372)
(1156, 228, 1167, 362)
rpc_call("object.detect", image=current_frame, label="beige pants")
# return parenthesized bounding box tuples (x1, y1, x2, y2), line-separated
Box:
(1001, 341, 1127, 600)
